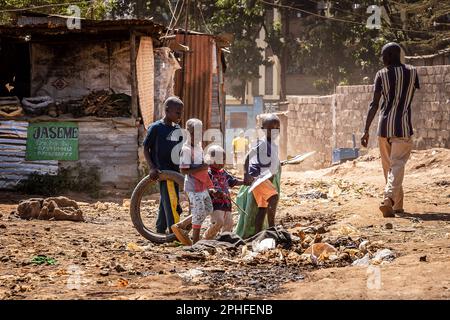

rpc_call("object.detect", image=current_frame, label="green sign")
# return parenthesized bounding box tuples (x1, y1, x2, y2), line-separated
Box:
(26, 122, 79, 161)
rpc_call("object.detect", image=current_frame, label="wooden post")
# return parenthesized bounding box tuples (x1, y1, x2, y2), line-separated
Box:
(130, 29, 138, 119)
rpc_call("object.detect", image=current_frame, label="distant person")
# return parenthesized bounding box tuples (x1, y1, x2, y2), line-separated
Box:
(361, 42, 420, 217)
(143, 96, 184, 234)
(232, 130, 248, 174)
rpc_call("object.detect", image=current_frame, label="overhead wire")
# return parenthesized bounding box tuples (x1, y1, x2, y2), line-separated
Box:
(258, 0, 445, 35)
(0, 1, 93, 13)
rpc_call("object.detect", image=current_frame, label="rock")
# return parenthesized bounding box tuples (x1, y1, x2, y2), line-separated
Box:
(338, 252, 350, 261)
(45, 197, 79, 209)
(317, 226, 327, 234)
(314, 234, 323, 243)
(114, 264, 126, 273)
(446, 233, 450, 239)
(373, 249, 395, 262)
(94, 202, 109, 211)
(100, 270, 109, 276)
(122, 199, 131, 208)
(385, 223, 393, 230)
(352, 253, 371, 266)
(81, 251, 88, 258)
(17, 199, 42, 219)
(0, 213, 3, 218)
(358, 240, 370, 253)
(44, 227, 51, 232)
(419, 255, 427, 262)
(17, 197, 83, 222)
(1, 256, 9, 262)
(0, 224, 6, 229)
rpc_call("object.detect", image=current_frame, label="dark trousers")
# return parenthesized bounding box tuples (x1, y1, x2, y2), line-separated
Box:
(156, 180, 182, 233)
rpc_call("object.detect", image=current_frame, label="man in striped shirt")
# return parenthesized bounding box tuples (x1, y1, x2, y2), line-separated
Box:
(361, 42, 420, 217)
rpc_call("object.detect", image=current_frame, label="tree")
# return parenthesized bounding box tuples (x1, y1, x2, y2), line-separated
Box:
(271, 0, 450, 93)
(204, 0, 266, 103)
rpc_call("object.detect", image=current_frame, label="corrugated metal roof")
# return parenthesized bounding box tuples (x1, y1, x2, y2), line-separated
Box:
(0, 15, 166, 37)
(174, 34, 214, 129)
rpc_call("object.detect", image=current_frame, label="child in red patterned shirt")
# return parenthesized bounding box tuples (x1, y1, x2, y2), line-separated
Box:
(203, 145, 243, 239)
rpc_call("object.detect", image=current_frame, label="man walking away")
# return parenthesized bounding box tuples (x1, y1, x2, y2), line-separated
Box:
(361, 42, 420, 217)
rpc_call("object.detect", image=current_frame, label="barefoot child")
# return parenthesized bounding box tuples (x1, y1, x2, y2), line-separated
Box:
(175, 118, 213, 244)
(203, 145, 244, 239)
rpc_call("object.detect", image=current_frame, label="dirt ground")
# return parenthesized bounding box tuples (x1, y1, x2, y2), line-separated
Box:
(0, 148, 449, 300)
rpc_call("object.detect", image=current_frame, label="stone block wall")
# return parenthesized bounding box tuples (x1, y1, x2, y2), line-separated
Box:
(287, 95, 333, 169)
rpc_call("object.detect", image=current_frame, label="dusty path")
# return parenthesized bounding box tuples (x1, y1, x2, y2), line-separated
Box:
(0, 148, 449, 300)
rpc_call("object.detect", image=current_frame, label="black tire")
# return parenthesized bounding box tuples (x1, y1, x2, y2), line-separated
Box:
(130, 170, 185, 243)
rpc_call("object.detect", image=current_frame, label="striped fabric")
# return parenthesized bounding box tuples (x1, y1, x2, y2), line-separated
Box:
(375, 64, 420, 138)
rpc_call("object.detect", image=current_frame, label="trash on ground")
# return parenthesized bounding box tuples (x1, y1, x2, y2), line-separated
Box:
(352, 253, 371, 266)
(373, 249, 395, 262)
(327, 185, 342, 198)
(178, 268, 204, 283)
(252, 238, 276, 252)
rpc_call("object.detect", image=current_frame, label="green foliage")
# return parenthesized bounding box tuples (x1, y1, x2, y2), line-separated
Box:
(16, 164, 101, 198)
(205, 0, 265, 102)
(0, 0, 118, 23)
(31, 255, 57, 265)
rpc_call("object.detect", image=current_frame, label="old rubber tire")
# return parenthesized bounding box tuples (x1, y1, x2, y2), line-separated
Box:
(130, 170, 185, 243)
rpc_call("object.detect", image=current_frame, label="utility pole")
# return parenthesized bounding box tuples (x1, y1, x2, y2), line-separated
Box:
(280, 4, 289, 102)
(180, 0, 191, 103)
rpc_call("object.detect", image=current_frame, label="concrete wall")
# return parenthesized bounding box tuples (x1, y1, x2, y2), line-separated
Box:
(287, 65, 450, 169)
(287, 95, 334, 169)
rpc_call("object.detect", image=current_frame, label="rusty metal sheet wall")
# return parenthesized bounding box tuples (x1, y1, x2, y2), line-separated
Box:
(175, 34, 213, 129)
(0, 119, 138, 190)
(59, 120, 139, 190)
(0, 120, 58, 189)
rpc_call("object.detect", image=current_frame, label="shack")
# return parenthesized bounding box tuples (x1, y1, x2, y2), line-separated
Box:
(0, 14, 228, 191)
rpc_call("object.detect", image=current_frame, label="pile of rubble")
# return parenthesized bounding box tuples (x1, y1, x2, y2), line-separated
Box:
(16, 196, 84, 222)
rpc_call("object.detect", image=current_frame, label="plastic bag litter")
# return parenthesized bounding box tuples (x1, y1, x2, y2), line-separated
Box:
(252, 238, 276, 252)
(352, 253, 371, 266)
(373, 249, 395, 262)
(358, 240, 370, 253)
(335, 224, 360, 237)
(327, 185, 342, 198)
(178, 268, 204, 282)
